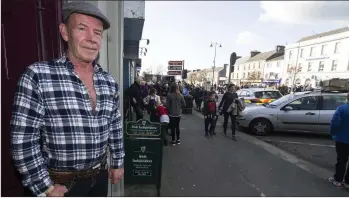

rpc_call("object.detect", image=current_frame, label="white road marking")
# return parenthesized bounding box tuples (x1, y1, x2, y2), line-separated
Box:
(238, 171, 266, 197)
(260, 139, 335, 148)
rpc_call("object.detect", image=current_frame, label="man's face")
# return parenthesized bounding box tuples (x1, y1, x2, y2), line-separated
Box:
(60, 13, 103, 63)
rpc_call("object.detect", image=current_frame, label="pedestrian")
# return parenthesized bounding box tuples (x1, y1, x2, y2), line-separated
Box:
(143, 88, 161, 122)
(203, 91, 218, 137)
(328, 92, 349, 188)
(156, 101, 170, 146)
(10, 2, 124, 197)
(218, 84, 239, 140)
(129, 77, 144, 120)
(166, 83, 186, 146)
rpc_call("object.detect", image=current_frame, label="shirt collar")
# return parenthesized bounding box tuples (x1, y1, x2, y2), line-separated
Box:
(59, 52, 103, 73)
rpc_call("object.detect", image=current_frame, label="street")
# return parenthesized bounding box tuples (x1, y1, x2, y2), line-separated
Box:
(160, 112, 349, 196)
(216, 93, 336, 171)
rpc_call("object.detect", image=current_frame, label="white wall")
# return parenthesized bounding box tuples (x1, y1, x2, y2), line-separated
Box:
(263, 59, 284, 80)
(282, 30, 349, 86)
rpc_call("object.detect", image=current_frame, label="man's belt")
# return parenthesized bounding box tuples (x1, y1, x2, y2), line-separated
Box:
(48, 154, 108, 184)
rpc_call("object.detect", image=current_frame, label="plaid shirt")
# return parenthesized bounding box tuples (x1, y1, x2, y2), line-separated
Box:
(10, 55, 124, 196)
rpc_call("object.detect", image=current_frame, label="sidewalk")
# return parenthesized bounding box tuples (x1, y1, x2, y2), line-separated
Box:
(160, 112, 349, 197)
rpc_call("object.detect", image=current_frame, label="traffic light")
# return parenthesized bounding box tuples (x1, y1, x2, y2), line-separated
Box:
(230, 52, 237, 73)
(182, 69, 188, 79)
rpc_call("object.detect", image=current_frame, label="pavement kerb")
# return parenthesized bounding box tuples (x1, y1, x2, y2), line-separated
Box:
(191, 110, 333, 180)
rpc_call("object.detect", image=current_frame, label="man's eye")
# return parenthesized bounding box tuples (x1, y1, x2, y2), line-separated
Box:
(79, 28, 85, 31)
(95, 32, 102, 36)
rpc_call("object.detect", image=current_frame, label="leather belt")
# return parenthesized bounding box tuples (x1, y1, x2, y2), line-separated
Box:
(48, 154, 107, 184)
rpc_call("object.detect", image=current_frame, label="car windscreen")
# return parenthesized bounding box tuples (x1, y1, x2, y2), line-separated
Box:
(254, 91, 282, 99)
(269, 94, 295, 107)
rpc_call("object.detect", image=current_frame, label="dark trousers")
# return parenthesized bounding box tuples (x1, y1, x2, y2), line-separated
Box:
(161, 123, 168, 144)
(133, 105, 143, 121)
(204, 115, 218, 133)
(64, 170, 108, 197)
(334, 141, 349, 183)
(223, 112, 237, 136)
(169, 116, 181, 141)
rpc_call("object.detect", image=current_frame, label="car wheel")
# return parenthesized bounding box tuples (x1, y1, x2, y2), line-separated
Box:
(250, 118, 272, 136)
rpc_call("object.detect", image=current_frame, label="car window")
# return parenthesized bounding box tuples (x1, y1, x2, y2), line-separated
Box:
(254, 91, 282, 99)
(240, 91, 247, 97)
(322, 95, 347, 110)
(287, 96, 318, 110)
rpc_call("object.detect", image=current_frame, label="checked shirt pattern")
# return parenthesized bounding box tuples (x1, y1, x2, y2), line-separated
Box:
(10, 55, 124, 196)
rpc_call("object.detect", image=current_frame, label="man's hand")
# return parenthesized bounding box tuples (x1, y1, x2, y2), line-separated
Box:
(109, 168, 124, 184)
(132, 98, 137, 104)
(47, 184, 68, 197)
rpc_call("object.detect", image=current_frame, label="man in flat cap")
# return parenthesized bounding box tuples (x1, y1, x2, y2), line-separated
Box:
(11, 2, 124, 197)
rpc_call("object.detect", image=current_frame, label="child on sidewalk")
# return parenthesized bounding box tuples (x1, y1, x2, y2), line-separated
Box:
(143, 88, 161, 122)
(156, 100, 169, 146)
(203, 91, 218, 137)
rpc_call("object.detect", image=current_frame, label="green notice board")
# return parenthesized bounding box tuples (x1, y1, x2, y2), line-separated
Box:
(124, 119, 163, 192)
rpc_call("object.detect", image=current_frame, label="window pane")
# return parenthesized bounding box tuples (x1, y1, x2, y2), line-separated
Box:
(332, 60, 337, 71)
(318, 61, 324, 72)
(288, 96, 318, 110)
(322, 95, 347, 110)
(254, 91, 282, 99)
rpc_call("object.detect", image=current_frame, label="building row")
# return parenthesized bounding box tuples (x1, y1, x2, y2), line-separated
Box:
(188, 26, 349, 87)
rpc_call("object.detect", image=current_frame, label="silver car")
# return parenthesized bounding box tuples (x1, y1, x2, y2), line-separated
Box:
(237, 91, 347, 135)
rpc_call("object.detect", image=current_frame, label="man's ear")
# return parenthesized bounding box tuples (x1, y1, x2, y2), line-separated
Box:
(59, 23, 69, 42)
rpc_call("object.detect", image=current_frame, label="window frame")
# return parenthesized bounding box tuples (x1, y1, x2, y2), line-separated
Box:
(320, 95, 347, 110)
(283, 96, 320, 111)
(318, 61, 324, 72)
(331, 60, 337, 71)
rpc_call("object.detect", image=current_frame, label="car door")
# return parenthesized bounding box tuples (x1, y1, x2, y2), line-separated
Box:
(318, 94, 347, 134)
(277, 96, 321, 132)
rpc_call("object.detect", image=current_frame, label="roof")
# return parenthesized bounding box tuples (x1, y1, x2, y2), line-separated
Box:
(245, 50, 276, 63)
(266, 54, 284, 62)
(297, 27, 349, 42)
(235, 56, 250, 66)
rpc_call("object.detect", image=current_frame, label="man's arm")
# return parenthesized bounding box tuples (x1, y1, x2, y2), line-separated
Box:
(109, 84, 125, 169)
(329, 106, 342, 135)
(11, 66, 54, 196)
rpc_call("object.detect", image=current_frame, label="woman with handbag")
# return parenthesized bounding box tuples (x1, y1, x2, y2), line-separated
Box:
(218, 84, 239, 140)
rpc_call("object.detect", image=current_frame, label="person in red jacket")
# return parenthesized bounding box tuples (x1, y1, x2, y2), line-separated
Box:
(156, 100, 169, 146)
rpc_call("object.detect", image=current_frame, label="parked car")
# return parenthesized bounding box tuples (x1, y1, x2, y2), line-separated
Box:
(237, 90, 347, 135)
(236, 88, 283, 105)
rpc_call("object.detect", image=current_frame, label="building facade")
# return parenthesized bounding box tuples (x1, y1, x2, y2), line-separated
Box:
(263, 55, 284, 84)
(282, 27, 349, 87)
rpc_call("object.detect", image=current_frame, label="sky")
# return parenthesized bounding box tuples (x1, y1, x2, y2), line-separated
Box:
(140, 1, 349, 74)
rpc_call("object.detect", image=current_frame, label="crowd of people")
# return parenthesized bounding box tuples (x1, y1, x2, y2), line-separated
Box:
(127, 78, 189, 146)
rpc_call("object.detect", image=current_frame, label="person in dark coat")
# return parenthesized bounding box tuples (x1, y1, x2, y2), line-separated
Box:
(129, 78, 144, 120)
(218, 84, 239, 140)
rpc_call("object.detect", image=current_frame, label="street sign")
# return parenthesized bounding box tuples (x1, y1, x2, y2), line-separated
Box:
(168, 66, 182, 70)
(168, 71, 182, 76)
(168, 60, 184, 66)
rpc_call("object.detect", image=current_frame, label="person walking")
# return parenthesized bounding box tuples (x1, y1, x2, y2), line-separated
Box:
(166, 83, 186, 146)
(10, 2, 124, 197)
(328, 92, 349, 188)
(203, 91, 218, 137)
(218, 84, 239, 140)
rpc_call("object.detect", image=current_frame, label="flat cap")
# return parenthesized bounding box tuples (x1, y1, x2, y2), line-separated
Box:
(62, 2, 110, 30)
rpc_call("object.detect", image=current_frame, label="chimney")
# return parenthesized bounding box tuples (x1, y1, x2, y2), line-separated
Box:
(250, 51, 260, 57)
(276, 45, 285, 52)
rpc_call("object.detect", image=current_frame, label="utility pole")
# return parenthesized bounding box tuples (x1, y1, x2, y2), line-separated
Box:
(210, 42, 222, 88)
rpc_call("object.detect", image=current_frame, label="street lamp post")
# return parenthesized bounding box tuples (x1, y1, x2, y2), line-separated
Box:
(210, 42, 222, 88)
